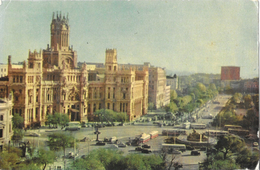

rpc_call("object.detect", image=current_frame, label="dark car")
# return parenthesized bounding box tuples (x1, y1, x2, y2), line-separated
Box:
(96, 141, 106, 146)
(191, 150, 201, 156)
(142, 144, 151, 149)
(186, 145, 194, 150)
(141, 149, 152, 154)
(135, 147, 143, 151)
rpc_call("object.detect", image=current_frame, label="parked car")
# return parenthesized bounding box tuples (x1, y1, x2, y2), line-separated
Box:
(186, 145, 194, 150)
(118, 142, 127, 147)
(24, 132, 41, 137)
(142, 144, 151, 149)
(96, 141, 106, 146)
(141, 149, 152, 154)
(191, 150, 201, 156)
(135, 147, 143, 151)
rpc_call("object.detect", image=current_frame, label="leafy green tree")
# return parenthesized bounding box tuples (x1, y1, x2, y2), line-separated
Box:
(0, 146, 22, 169)
(244, 94, 253, 109)
(170, 90, 178, 102)
(47, 133, 75, 158)
(241, 108, 258, 131)
(33, 148, 56, 170)
(196, 83, 207, 93)
(12, 128, 24, 145)
(208, 83, 217, 91)
(12, 113, 24, 128)
(215, 135, 245, 159)
(59, 113, 70, 127)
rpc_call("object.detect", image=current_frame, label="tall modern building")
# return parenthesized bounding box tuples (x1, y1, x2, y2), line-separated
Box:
(221, 66, 240, 80)
(0, 12, 148, 127)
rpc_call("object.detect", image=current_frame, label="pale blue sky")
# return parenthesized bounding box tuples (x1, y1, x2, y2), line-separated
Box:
(0, 0, 258, 78)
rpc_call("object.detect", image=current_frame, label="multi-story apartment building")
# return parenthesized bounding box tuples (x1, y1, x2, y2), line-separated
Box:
(148, 66, 169, 109)
(0, 12, 148, 127)
(0, 93, 13, 151)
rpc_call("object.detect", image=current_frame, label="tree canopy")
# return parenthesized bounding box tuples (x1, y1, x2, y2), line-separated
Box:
(47, 133, 75, 157)
(12, 113, 24, 128)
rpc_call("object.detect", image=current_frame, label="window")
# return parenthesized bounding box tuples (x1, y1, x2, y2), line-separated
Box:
(0, 129, 2, 138)
(114, 66, 116, 71)
(20, 76, 23, 83)
(0, 115, 3, 121)
(107, 103, 110, 109)
(109, 66, 111, 70)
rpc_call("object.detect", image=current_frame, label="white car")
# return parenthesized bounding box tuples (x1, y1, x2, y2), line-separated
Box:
(118, 142, 127, 147)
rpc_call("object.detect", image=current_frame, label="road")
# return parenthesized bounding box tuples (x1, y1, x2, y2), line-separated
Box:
(23, 94, 232, 169)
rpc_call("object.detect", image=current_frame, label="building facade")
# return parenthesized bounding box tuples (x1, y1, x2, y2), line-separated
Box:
(0, 65, 8, 78)
(0, 12, 148, 127)
(166, 74, 178, 90)
(0, 93, 13, 151)
(221, 66, 240, 80)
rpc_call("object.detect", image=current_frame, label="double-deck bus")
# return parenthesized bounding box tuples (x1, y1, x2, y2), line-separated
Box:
(205, 130, 229, 137)
(228, 129, 249, 137)
(162, 129, 187, 136)
(162, 144, 186, 152)
(224, 125, 242, 131)
(190, 123, 206, 129)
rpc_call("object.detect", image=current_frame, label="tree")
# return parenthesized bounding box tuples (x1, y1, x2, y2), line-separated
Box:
(148, 102, 155, 111)
(12, 128, 24, 145)
(0, 146, 22, 169)
(59, 113, 70, 127)
(241, 108, 258, 131)
(208, 83, 217, 91)
(215, 135, 245, 159)
(170, 90, 178, 102)
(47, 133, 75, 158)
(244, 94, 253, 109)
(71, 157, 105, 170)
(196, 83, 207, 93)
(34, 148, 56, 170)
(12, 113, 24, 128)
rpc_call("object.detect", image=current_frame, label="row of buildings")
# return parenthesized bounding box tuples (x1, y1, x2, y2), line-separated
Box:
(0, 12, 171, 128)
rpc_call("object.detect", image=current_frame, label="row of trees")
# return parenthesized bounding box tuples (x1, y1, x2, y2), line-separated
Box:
(164, 82, 219, 115)
(46, 113, 70, 128)
(93, 109, 129, 123)
(201, 135, 259, 170)
(212, 93, 259, 132)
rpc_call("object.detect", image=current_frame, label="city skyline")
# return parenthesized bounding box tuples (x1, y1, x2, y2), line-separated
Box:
(0, 0, 258, 78)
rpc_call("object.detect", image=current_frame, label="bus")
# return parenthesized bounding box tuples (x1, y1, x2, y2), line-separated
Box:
(224, 125, 242, 131)
(205, 130, 229, 137)
(228, 129, 249, 137)
(139, 133, 151, 143)
(190, 123, 206, 129)
(150, 131, 159, 139)
(162, 129, 187, 136)
(162, 144, 186, 153)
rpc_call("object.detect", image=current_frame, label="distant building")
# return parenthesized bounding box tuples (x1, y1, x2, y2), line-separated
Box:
(166, 74, 178, 90)
(221, 66, 240, 80)
(0, 65, 8, 78)
(0, 93, 13, 151)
